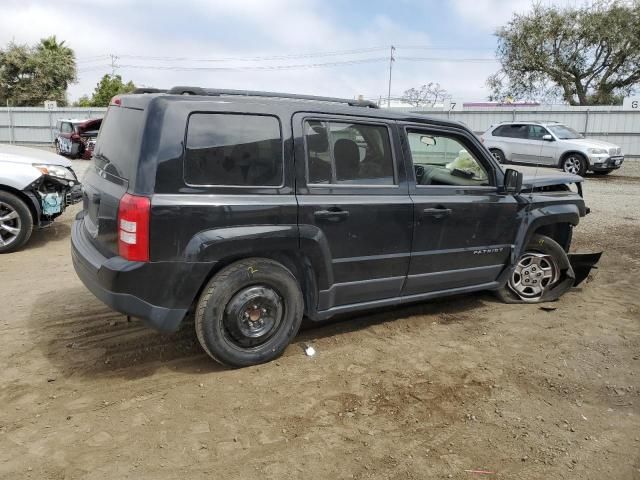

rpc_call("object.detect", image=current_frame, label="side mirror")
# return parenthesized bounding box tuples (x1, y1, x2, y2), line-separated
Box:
(503, 168, 523, 195)
(542, 134, 554, 141)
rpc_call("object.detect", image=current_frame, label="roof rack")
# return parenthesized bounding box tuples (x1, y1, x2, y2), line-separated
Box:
(166, 86, 379, 108)
(132, 88, 169, 94)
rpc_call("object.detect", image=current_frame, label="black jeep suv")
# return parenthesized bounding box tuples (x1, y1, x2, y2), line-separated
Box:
(71, 87, 599, 367)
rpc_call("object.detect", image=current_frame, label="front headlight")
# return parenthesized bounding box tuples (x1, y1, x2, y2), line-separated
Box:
(33, 164, 76, 181)
(587, 148, 608, 155)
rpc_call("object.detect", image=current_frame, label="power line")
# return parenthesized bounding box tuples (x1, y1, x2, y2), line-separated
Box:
(77, 47, 389, 64)
(116, 57, 389, 72)
(399, 56, 497, 63)
(76, 45, 497, 64)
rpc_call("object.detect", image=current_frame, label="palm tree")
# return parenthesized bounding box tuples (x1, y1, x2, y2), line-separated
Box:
(38, 36, 73, 56)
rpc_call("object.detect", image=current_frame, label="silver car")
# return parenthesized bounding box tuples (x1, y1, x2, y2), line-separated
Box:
(481, 121, 624, 176)
(0, 144, 81, 253)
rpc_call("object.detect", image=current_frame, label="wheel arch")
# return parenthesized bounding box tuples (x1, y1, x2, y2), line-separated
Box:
(532, 222, 573, 252)
(559, 150, 590, 169)
(0, 184, 40, 225)
(182, 224, 334, 319)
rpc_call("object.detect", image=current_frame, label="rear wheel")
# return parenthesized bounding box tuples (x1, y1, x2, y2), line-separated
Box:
(497, 234, 571, 303)
(490, 149, 506, 164)
(195, 258, 304, 367)
(561, 154, 587, 176)
(0, 191, 33, 253)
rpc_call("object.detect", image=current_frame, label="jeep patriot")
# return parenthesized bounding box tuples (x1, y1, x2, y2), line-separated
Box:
(71, 87, 600, 367)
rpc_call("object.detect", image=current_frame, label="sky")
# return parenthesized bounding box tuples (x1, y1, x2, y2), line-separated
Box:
(0, 0, 584, 103)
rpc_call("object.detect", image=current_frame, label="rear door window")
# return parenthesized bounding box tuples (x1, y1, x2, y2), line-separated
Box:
(184, 113, 283, 187)
(304, 120, 395, 185)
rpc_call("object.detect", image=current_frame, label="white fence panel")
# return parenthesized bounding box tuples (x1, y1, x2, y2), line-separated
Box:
(1, 105, 639, 157)
(392, 106, 640, 157)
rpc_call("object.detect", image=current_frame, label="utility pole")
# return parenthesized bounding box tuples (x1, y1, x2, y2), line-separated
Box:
(387, 45, 395, 108)
(109, 54, 119, 76)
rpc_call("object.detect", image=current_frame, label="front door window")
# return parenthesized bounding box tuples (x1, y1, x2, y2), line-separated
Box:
(406, 131, 490, 187)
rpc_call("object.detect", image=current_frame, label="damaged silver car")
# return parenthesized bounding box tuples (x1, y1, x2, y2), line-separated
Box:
(0, 144, 82, 253)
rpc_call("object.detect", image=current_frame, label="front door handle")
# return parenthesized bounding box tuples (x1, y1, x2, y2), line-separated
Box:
(422, 207, 452, 219)
(314, 209, 350, 222)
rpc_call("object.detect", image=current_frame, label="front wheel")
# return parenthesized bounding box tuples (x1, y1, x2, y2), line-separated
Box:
(0, 191, 34, 253)
(490, 149, 506, 164)
(195, 258, 304, 367)
(496, 234, 573, 303)
(561, 154, 587, 176)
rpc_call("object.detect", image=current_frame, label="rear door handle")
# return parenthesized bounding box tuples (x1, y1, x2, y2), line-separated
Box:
(314, 209, 350, 222)
(422, 207, 452, 219)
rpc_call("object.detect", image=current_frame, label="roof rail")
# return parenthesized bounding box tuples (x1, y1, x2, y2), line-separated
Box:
(166, 86, 379, 108)
(132, 88, 169, 94)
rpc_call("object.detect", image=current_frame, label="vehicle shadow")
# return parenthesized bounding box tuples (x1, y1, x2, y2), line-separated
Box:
(28, 286, 221, 380)
(28, 285, 492, 380)
(297, 293, 492, 344)
(21, 221, 71, 252)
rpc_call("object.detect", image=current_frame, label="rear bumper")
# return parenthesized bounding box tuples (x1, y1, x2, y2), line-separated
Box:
(71, 218, 208, 332)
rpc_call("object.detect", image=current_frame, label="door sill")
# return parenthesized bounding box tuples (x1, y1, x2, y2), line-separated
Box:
(310, 281, 498, 321)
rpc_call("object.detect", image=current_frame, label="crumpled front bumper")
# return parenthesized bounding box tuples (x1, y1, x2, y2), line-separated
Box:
(568, 252, 603, 286)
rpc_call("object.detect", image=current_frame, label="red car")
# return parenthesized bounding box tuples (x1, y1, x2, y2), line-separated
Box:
(54, 118, 102, 159)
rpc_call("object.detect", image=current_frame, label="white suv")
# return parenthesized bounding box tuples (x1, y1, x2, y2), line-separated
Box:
(481, 121, 624, 176)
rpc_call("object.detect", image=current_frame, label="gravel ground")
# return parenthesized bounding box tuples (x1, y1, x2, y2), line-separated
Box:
(0, 155, 638, 479)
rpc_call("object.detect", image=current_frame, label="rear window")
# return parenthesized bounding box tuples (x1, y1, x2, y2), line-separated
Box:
(93, 107, 144, 180)
(184, 113, 283, 187)
(492, 124, 528, 139)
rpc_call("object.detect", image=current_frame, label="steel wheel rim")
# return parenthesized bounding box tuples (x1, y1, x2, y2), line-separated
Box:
(564, 156, 581, 174)
(508, 252, 559, 302)
(223, 285, 283, 348)
(491, 151, 502, 162)
(0, 201, 21, 248)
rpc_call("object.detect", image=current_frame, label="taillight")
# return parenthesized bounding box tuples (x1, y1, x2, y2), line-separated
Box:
(117, 193, 150, 262)
(110, 96, 121, 106)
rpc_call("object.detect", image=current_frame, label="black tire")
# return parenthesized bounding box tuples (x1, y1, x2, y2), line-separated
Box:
(195, 258, 304, 367)
(0, 191, 34, 253)
(593, 170, 612, 175)
(490, 149, 506, 164)
(561, 153, 587, 176)
(54, 140, 61, 155)
(496, 234, 573, 304)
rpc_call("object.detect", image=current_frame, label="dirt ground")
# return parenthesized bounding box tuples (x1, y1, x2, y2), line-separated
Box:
(1, 160, 639, 480)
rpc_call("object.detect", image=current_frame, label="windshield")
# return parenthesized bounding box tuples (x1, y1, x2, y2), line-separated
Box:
(548, 124, 583, 140)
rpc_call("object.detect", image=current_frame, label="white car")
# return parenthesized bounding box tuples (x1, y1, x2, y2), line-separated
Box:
(481, 121, 624, 176)
(0, 144, 82, 253)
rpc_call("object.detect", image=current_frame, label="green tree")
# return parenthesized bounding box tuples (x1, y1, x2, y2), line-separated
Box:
(87, 74, 136, 107)
(488, 0, 640, 105)
(0, 36, 76, 106)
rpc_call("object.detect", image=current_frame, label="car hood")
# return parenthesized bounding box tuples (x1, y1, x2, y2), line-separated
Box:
(0, 144, 72, 167)
(563, 138, 620, 149)
(521, 171, 583, 188)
